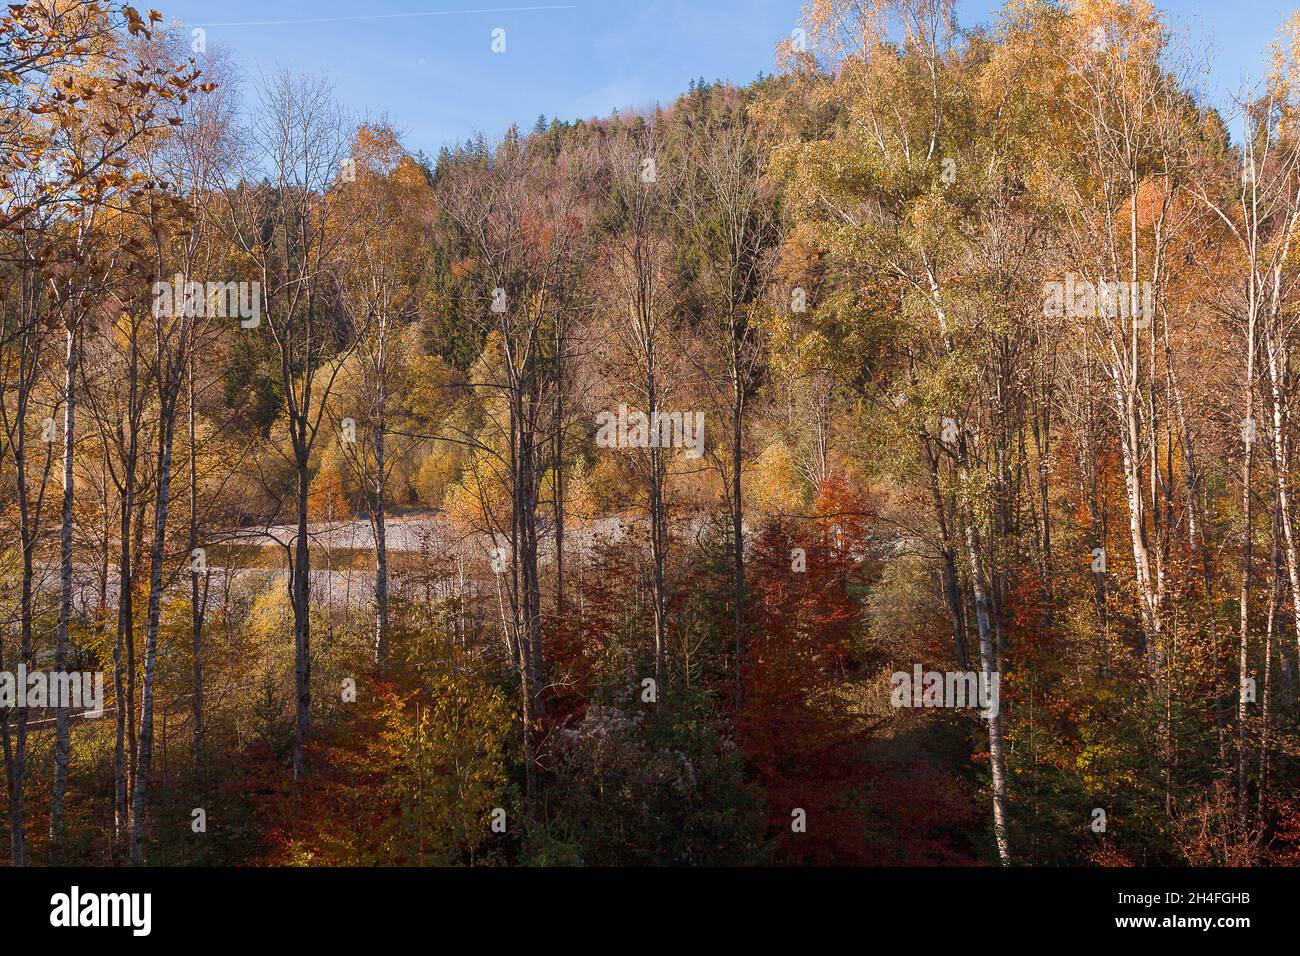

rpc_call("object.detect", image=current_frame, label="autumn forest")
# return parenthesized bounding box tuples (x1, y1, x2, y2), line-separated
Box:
(2, 0, 1300, 872)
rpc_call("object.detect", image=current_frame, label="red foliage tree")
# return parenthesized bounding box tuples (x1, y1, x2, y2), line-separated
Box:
(738, 480, 876, 863)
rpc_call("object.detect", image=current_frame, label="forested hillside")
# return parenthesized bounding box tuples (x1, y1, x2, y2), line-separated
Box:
(3, 0, 1299, 867)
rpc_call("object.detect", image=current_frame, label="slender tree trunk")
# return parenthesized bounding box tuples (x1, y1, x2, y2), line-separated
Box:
(731, 361, 745, 711)
(50, 323, 79, 862)
(1114, 382, 1161, 663)
(1231, 193, 1263, 800)
(188, 357, 204, 774)
(646, 365, 667, 693)
(1259, 489, 1280, 817)
(958, 481, 1011, 866)
(128, 487, 143, 806)
(373, 417, 389, 669)
(3, 490, 34, 865)
(2, 442, 34, 865)
(2, 320, 39, 866)
(553, 323, 566, 618)
(370, 327, 390, 670)
(509, 388, 545, 814)
(1237, 310, 1257, 825)
(130, 384, 180, 863)
(292, 453, 311, 781)
(520, 404, 545, 719)
(1264, 330, 1300, 681)
(921, 434, 969, 667)
(114, 330, 140, 847)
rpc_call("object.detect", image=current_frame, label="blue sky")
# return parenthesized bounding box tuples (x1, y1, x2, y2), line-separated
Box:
(161, 0, 1295, 156)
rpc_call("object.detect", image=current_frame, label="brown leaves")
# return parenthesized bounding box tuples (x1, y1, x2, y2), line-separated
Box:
(0, 3, 216, 237)
(122, 5, 149, 38)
